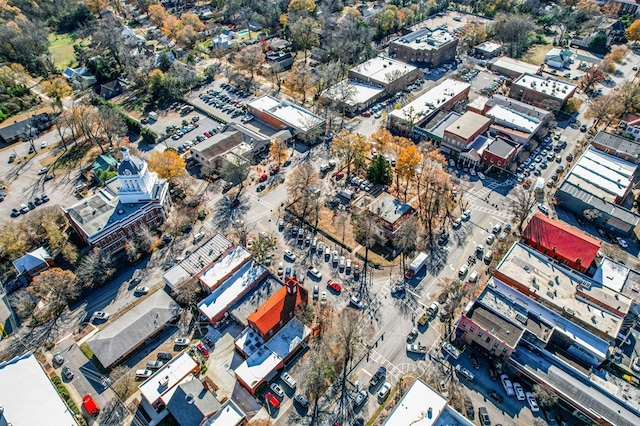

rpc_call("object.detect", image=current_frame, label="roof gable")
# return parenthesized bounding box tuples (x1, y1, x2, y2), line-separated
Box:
(523, 213, 601, 267)
(247, 278, 307, 337)
(12, 247, 51, 274)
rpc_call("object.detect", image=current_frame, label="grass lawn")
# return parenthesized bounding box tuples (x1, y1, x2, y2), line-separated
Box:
(523, 43, 551, 66)
(48, 33, 84, 70)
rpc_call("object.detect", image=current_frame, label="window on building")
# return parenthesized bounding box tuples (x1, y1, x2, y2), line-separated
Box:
(493, 342, 499, 348)
(478, 331, 483, 337)
(502, 347, 508, 353)
(485, 337, 491, 343)
(497, 161, 502, 166)
(470, 326, 475, 332)
(461, 322, 467, 328)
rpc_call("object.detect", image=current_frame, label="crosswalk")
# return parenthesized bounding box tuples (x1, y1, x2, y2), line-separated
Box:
(468, 202, 513, 220)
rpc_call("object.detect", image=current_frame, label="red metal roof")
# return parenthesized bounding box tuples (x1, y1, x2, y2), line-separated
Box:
(247, 277, 306, 337)
(523, 213, 601, 267)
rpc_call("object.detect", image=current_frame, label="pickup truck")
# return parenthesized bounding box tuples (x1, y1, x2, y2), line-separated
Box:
(406, 343, 427, 354)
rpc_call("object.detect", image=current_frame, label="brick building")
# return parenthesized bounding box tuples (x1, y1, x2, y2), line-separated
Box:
(389, 27, 458, 67)
(481, 137, 518, 169)
(509, 74, 576, 112)
(441, 111, 492, 153)
(64, 147, 170, 254)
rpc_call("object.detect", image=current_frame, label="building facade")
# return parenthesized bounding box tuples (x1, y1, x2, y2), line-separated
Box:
(64, 147, 170, 254)
(389, 27, 458, 67)
(509, 74, 576, 113)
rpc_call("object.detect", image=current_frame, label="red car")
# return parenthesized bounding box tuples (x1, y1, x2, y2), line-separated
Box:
(197, 342, 209, 357)
(334, 171, 344, 179)
(327, 280, 342, 292)
(361, 110, 371, 117)
(204, 132, 212, 138)
(270, 167, 280, 175)
(82, 394, 100, 417)
(259, 173, 268, 182)
(265, 392, 280, 409)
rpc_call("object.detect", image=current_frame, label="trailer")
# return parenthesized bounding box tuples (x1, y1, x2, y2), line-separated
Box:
(405, 252, 428, 279)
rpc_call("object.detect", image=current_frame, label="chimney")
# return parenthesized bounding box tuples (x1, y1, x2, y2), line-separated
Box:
(120, 147, 130, 162)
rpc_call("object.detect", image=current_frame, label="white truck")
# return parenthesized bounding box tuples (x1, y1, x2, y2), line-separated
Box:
(405, 252, 428, 279)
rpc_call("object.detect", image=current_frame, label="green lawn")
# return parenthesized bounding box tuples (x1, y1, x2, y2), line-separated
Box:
(48, 33, 81, 70)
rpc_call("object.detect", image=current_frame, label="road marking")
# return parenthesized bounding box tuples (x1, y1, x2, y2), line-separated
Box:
(360, 368, 372, 378)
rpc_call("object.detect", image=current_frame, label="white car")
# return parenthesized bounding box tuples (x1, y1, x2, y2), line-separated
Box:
(477, 172, 485, 180)
(526, 392, 539, 412)
(280, 371, 297, 389)
(270, 382, 285, 398)
(278, 262, 284, 275)
(378, 382, 392, 400)
(616, 237, 629, 248)
(470, 168, 477, 176)
(458, 264, 468, 277)
(320, 291, 327, 304)
(134, 286, 149, 294)
(174, 337, 190, 346)
(513, 382, 525, 401)
(500, 374, 515, 396)
(332, 250, 339, 263)
(339, 256, 345, 269)
(307, 266, 322, 279)
(461, 210, 471, 221)
(354, 389, 368, 406)
(350, 296, 365, 310)
(93, 311, 109, 320)
(284, 250, 296, 261)
(40, 141, 47, 148)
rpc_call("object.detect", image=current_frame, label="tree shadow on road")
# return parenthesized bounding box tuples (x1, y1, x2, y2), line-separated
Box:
(210, 194, 249, 231)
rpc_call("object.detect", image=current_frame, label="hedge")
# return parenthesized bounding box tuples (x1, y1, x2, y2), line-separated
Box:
(91, 96, 158, 144)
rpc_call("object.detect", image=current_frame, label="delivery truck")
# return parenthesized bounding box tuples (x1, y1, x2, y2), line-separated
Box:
(405, 252, 428, 279)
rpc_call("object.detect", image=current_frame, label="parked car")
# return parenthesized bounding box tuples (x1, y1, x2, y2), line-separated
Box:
(134, 286, 149, 294)
(307, 266, 322, 279)
(146, 360, 164, 369)
(284, 250, 296, 261)
(616, 237, 629, 249)
(526, 392, 540, 412)
(270, 382, 285, 398)
(377, 382, 392, 401)
(513, 382, 525, 400)
(280, 371, 297, 389)
(53, 352, 64, 366)
(455, 364, 475, 381)
(354, 389, 368, 406)
(500, 374, 515, 396)
(62, 366, 74, 381)
(479, 407, 491, 426)
(313, 285, 319, 300)
(369, 366, 386, 387)
(327, 280, 342, 292)
(157, 352, 173, 361)
(350, 296, 365, 310)
(174, 337, 190, 346)
(93, 311, 109, 321)
(293, 393, 308, 408)
(196, 342, 209, 356)
(265, 392, 280, 409)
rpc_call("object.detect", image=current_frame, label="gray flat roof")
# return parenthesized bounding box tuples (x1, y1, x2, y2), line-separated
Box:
(229, 274, 283, 326)
(444, 111, 491, 140)
(593, 131, 640, 159)
(484, 137, 517, 158)
(87, 290, 180, 367)
(368, 193, 413, 224)
(557, 181, 639, 227)
(423, 111, 461, 140)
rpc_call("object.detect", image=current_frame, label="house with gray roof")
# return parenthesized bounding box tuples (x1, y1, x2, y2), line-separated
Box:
(367, 192, 416, 242)
(167, 378, 221, 426)
(12, 247, 54, 280)
(86, 290, 180, 368)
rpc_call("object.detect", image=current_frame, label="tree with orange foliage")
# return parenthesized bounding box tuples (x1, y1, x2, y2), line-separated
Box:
(148, 4, 169, 27)
(416, 150, 451, 247)
(627, 20, 640, 43)
(161, 15, 181, 38)
(331, 131, 369, 176)
(180, 12, 205, 32)
(369, 128, 394, 155)
(395, 145, 421, 201)
(148, 149, 186, 182)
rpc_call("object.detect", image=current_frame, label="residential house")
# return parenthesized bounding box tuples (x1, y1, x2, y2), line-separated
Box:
(63, 66, 97, 89)
(359, 4, 384, 22)
(201, 401, 245, 426)
(95, 79, 124, 99)
(617, 114, 640, 146)
(0, 113, 53, 145)
(265, 51, 294, 71)
(522, 213, 601, 273)
(367, 192, 416, 242)
(166, 378, 221, 426)
(92, 154, 118, 184)
(570, 30, 611, 51)
(545, 48, 573, 69)
(12, 247, 54, 280)
(212, 31, 235, 49)
(121, 25, 147, 46)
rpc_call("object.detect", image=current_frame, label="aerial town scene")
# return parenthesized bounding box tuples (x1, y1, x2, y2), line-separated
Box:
(2, 0, 640, 425)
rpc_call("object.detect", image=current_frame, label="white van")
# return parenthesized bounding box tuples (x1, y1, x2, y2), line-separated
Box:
(193, 232, 205, 244)
(148, 111, 158, 121)
(484, 250, 493, 263)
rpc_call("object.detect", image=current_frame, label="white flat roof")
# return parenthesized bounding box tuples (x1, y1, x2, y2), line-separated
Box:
(593, 258, 630, 294)
(199, 246, 251, 290)
(248, 95, 324, 132)
(490, 57, 541, 75)
(390, 79, 469, 122)
(476, 41, 501, 52)
(198, 260, 266, 321)
(324, 80, 384, 106)
(487, 104, 540, 134)
(384, 379, 469, 426)
(513, 74, 576, 101)
(350, 56, 418, 85)
(267, 318, 311, 359)
(235, 347, 282, 390)
(0, 353, 78, 426)
(568, 146, 636, 200)
(202, 401, 245, 426)
(393, 27, 455, 51)
(139, 352, 198, 405)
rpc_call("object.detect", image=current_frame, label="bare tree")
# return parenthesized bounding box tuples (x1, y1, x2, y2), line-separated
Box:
(97, 105, 127, 147)
(221, 154, 250, 201)
(76, 248, 116, 287)
(290, 16, 320, 63)
(30, 268, 82, 318)
(532, 384, 559, 409)
(234, 45, 264, 86)
(509, 186, 537, 233)
(331, 131, 369, 177)
(492, 14, 537, 58)
(287, 163, 321, 223)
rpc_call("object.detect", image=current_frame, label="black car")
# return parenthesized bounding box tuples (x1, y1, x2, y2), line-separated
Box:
(369, 366, 387, 387)
(157, 352, 173, 361)
(488, 389, 503, 403)
(438, 233, 449, 245)
(34, 197, 42, 205)
(11, 208, 19, 217)
(27, 201, 35, 210)
(40, 193, 49, 203)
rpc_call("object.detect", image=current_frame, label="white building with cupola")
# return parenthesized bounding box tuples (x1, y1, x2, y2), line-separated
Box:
(64, 147, 170, 254)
